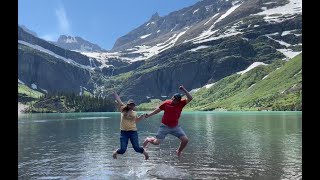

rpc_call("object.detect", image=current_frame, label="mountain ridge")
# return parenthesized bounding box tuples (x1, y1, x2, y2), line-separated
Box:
(55, 35, 107, 53)
(18, 0, 302, 111)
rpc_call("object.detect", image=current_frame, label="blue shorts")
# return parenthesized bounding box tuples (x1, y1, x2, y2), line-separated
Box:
(156, 123, 187, 140)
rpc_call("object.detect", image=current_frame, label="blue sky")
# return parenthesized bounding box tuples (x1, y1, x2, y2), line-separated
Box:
(18, 0, 199, 50)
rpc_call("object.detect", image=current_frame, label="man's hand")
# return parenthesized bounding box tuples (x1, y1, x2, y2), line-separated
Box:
(145, 113, 149, 118)
(138, 113, 146, 119)
(179, 85, 187, 92)
(179, 85, 193, 103)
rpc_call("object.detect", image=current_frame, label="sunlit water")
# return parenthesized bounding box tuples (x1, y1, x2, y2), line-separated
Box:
(18, 111, 302, 179)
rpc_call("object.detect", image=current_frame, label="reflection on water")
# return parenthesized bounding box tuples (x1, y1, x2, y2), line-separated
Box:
(18, 111, 302, 179)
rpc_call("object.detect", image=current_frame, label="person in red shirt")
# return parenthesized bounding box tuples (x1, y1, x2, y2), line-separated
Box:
(143, 85, 193, 158)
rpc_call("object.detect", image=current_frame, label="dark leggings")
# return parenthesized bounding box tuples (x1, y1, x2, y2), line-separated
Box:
(117, 130, 144, 154)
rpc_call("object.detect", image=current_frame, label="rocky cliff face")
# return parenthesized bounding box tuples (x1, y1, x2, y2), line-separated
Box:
(111, 0, 233, 51)
(18, 45, 95, 93)
(18, 26, 102, 67)
(111, 0, 298, 52)
(18, 26, 103, 94)
(110, 34, 285, 103)
(99, 0, 302, 103)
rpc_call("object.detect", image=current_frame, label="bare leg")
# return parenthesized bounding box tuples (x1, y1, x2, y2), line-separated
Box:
(112, 150, 118, 159)
(176, 136, 188, 159)
(143, 137, 160, 148)
(143, 149, 149, 160)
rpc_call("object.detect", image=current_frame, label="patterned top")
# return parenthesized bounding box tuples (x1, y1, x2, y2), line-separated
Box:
(120, 110, 137, 131)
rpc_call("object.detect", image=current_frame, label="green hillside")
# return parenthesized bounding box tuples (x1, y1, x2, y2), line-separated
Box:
(138, 53, 302, 111)
(18, 83, 44, 103)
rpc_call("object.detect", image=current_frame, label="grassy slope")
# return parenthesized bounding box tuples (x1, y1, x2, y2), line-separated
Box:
(137, 99, 163, 111)
(18, 83, 43, 100)
(188, 53, 302, 111)
(137, 53, 302, 111)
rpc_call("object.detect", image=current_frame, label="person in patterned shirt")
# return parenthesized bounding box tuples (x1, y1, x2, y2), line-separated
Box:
(112, 92, 149, 160)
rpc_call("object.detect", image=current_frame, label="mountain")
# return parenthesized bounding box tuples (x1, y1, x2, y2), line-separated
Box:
(91, 0, 301, 103)
(20, 25, 38, 37)
(18, 0, 302, 111)
(138, 53, 302, 111)
(18, 80, 44, 103)
(111, 0, 301, 53)
(18, 26, 104, 95)
(55, 35, 107, 52)
(187, 53, 302, 111)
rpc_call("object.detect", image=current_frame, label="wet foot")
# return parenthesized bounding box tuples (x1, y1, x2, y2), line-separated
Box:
(143, 137, 153, 148)
(112, 151, 118, 159)
(143, 150, 149, 160)
(143, 138, 149, 148)
(176, 149, 182, 159)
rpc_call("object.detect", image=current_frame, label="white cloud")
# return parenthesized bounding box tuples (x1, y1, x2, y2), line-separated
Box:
(55, 4, 70, 34)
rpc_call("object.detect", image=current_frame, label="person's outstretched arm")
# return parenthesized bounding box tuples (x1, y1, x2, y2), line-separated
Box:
(179, 85, 193, 104)
(145, 108, 162, 118)
(113, 92, 125, 111)
(135, 113, 146, 123)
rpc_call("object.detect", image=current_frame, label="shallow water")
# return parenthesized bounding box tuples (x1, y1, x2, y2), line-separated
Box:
(18, 111, 302, 179)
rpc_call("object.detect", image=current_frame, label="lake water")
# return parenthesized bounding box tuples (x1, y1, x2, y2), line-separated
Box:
(18, 111, 302, 179)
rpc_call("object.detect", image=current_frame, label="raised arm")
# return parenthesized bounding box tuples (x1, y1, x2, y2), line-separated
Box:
(113, 92, 125, 110)
(179, 85, 193, 104)
(145, 108, 162, 118)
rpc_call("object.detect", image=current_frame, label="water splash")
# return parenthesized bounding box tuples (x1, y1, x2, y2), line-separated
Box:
(126, 166, 149, 179)
(148, 163, 191, 179)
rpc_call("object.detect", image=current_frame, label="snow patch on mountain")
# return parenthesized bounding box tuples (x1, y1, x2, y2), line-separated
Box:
(66, 37, 78, 43)
(190, 82, 216, 93)
(204, 83, 216, 89)
(119, 28, 190, 61)
(204, 13, 220, 25)
(140, 33, 152, 39)
(31, 83, 37, 89)
(237, 62, 267, 75)
(186, 2, 243, 44)
(265, 35, 291, 47)
(19, 40, 95, 71)
(262, 74, 270, 80)
(247, 83, 255, 89)
(18, 79, 25, 84)
(255, 0, 302, 23)
(281, 29, 301, 37)
(276, 49, 301, 59)
(215, 2, 243, 25)
(188, 45, 210, 52)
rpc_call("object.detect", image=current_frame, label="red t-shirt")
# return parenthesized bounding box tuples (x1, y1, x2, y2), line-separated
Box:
(159, 99, 187, 127)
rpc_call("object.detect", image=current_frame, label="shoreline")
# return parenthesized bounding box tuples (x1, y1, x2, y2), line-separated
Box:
(18, 103, 28, 114)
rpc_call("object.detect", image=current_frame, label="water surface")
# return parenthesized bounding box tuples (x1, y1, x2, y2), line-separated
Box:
(18, 111, 302, 179)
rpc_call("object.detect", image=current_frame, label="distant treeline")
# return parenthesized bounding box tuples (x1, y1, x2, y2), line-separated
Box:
(37, 91, 117, 112)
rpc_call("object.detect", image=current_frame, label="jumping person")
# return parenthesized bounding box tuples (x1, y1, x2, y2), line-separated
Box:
(143, 85, 192, 158)
(112, 92, 149, 160)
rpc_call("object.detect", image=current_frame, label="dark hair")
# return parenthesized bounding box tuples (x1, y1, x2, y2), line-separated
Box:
(173, 93, 182, 100)
(121, 100, 136, 113)
(127, 99, 135, 105)
(121, 105, 130, 112)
